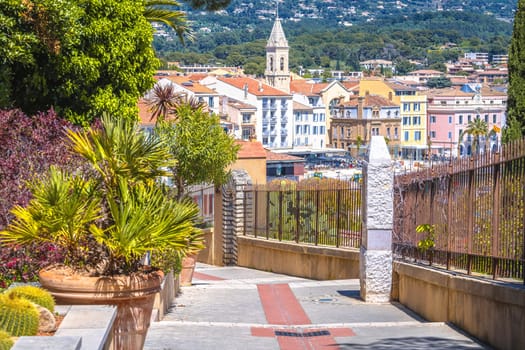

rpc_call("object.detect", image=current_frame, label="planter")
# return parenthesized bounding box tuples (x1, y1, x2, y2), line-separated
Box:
(180, 255, 197, 286)
(38, 267, 163, 350)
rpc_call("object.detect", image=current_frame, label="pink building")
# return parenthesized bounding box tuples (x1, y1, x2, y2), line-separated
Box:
(426, 84, 506, 158)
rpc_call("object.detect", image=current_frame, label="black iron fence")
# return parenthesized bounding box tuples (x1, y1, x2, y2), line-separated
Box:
(242, 178, 362, 248)
(393, 139, 525, 284)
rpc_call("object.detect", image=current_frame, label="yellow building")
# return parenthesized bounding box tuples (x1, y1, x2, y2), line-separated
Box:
(399, 94, 428, 160)
(358, 78, 429, 159)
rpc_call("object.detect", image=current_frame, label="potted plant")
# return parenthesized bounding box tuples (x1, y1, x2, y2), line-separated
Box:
(0, 115, 203, 350)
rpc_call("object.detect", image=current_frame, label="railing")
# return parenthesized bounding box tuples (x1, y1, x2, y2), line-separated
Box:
(393, 139, 525, 284)
(187, 184, 214, 227)
(242, 179, 362, 248)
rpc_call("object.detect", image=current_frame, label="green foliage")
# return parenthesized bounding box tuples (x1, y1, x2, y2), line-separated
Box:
(0, 329, 13, 350)
(507, 0, 525, 138)
(154, 9, 512, 72)
(0, 115, 204, 275)
(416, 224, 435, 252)
(156, 101, 240, 199)
(1, 0, 159, 125)
(426, 76, 451, 88)
(0, 293, 39, 337)
(5, 285, 55, 313)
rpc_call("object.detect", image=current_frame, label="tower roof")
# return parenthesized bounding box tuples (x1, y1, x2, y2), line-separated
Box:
(267, 18, 288, 48)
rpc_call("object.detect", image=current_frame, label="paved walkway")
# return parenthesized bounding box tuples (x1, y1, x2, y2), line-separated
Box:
(144, 264, 490, 350)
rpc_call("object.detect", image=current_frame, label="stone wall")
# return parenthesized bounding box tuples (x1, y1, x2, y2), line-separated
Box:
(237, 236, 360, 280)
(393, 262, 525, 350)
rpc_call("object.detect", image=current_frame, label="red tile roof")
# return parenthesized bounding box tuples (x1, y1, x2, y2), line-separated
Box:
(138, 99, 156, 126)
(341, 94, 398, 108)
(265, 150, 304, 162)
(236, 140, 267, 159)
(164, 76, 217, 94)
(290, 80, 330, 95)
(218, 77, 291, 97)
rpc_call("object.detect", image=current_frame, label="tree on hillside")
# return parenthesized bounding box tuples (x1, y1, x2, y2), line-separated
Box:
(426, 76, 451, 89)
(156, 102, 239, 200)
(506, 0, 525, 141)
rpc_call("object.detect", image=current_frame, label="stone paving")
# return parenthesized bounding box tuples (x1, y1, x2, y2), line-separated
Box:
(144, 264, 491, 350)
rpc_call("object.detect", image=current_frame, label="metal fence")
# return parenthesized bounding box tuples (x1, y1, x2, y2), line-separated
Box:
(187, 184, 214, 227)
(393, 140, 525, 283)
(242, 179, 362, 248)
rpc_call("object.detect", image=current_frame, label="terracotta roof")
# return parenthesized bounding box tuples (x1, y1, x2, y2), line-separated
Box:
(408, 69, 443, 75)
(138, 99, 156, 126)
(265, 150, 304, 162)
(341, 81, 359, 90)
(290, 80, 329, 95)
(427, 87, 473, 98)
(218, 77, 291, 97)
(293, 101, 312, 111)
(227, 98, 256, 111)
(164, 76, 217, 94)
(385, 81, 417, 91)
(340, 94, 399, 108)
(235, 140, 267, 159)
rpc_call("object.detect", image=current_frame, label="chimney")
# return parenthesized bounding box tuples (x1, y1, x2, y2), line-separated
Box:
(258, 80, 263, 92)
(243, 83, 248, 100)
(357, 96, 365, 120)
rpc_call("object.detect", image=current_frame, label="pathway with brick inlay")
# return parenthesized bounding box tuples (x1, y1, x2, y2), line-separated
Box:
(144, 264, 489, 350)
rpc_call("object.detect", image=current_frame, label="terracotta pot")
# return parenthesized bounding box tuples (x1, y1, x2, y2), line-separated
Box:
(39, 267, 163, 350)
(180, 255, 197, 286)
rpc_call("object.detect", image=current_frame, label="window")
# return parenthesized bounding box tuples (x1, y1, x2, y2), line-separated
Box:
(242, 113, 251, 124)
(448, 116, 452, 124)
(448, 132, 452, 139)
(403, 117, 410, 125)
(313, 126, 318, 135)
(320, 126, 325, 134)
(309, 98, 314, 106)
(280, 57, 284, 71)
(412, 116, 420, 125)
(413, 103, 420, 112)
(208, 97, 214, 108)
(372, 127, 379, 136)
(431, 115, 436, 123)
(459, 115, 463, 124)
(387, 127, 391, 138)
(296, 126, 301, 135)
(440, 101, 446, 105)
(484, 114, 489, 123)
(394, 127, 398, 139)
(242, 128, 251, 140)
(320, 113, 325, 121)
(493, 114, 497, 123)
(431, 131, 436, 138)
(404, 131, 409, 141)
(467, 115, 471, 123)
(415, 131, 421, 141)
(403, 103, 410, 112)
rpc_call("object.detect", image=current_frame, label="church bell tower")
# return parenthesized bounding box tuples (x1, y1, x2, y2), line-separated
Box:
(265, 6, 290, 93)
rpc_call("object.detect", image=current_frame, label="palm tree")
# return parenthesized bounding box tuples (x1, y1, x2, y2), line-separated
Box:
(145, 83, 209, 123)
(144, 0, 194, 44)
(144, 83, 186, 122)
(464, 117, 492, 155)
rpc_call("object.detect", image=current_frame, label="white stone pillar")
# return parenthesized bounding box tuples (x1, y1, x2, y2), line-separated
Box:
(360, 136, 393, 303)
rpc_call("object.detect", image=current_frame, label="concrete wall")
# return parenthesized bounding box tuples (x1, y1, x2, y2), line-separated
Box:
(393, 262, 525, 350)
(237, 236, 360, 280)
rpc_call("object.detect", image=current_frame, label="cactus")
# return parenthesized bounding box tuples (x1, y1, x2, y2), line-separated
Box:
(0, 330, 13, 350)
(5, 285, 55, 313)
(0, 293, 39, 336)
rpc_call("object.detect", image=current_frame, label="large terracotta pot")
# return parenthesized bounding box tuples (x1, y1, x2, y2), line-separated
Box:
(180, 255, 197, 286)
(39, 267, 163, 350)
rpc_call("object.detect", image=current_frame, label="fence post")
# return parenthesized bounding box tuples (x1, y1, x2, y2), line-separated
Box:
(360, 136, 393, 303)
(222, 169, 252, 266)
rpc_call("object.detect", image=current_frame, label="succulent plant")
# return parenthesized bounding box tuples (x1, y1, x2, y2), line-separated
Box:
(0, 329, 13, 350)
(0, 293, 39, 336)
(5, 285, 55, 313)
